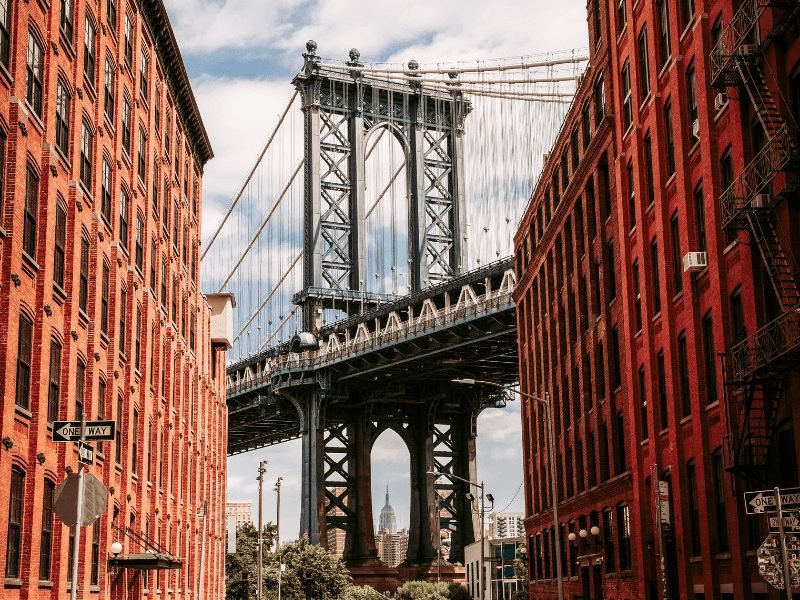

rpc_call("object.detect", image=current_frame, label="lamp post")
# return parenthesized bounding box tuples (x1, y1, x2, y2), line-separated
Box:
(275, 476, 284, 600)
(453, 378, 564, 600)
(256, 461, 268, 600)
(427, 469, 494, 600)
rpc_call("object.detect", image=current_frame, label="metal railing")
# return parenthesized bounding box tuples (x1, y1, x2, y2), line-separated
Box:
(710, 0, 764, 85)
(719, 125, 794, 228)
(728, 305, 800, 382)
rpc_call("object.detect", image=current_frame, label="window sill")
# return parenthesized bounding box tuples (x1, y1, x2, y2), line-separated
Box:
(22, 251, 41, 274)
(15, 404, 33, 420)
(680, 414, 692, 425)
(706, 400, 720, 411)
(0, 61, 13, 88)
(664, 172, 677, 190)
(53, 283, 68, 303)
(5, 578, 23, 588)
(39, 580, 54, 588)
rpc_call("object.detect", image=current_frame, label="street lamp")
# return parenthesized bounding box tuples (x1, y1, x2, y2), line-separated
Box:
(427, 468, 494, 600)
(453, 378, 564, 600)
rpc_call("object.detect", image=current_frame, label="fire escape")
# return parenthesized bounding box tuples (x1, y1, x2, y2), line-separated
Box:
(710, 0, 800, 490)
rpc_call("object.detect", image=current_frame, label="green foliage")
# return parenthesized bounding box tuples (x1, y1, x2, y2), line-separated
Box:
(340, 584, 387, 600)
(261, 537, 353, 600)
(225, 522, 278, 600)
(396, 581, 451, 600)
(446, 582, 471, 600)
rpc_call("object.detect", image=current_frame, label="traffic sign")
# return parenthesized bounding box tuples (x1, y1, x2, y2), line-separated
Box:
(77, 442, 94, 466)
(53, 420, 116, 442)
(757, 533, 800, 590)
(745, 486, 800, 514)
(770, 513, 800, 533)
(54, 472, 107, 527)
(658, 480, 671, 529)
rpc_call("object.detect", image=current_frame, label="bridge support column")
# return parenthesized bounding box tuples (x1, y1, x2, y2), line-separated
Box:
(406, 411, 438, 565)
(446, 411, 479, 565)
(343, 405, 379, 564)
(300, 392, 325, 544)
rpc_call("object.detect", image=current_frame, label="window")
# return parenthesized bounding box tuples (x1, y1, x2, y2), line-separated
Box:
(155, 83, 162, 133)
(664, 100, 676, 176)
(135, 305, 141, 368)
(617, 504, 631, 570)
(75, 359, 85, 419)
(611, 326, 621, 390)
(26, 31, 44, 116)
(0, 130, 5, 219)
(686, 460, 701, 555)
(119, 188, 129, 249)
(122, 96, 131, 154)
(190, 312, 196, 352)
(687, 65, 698, 141)
(147, 420, 153, 481)
(97, 378, 106, 453)
(731, 285, 747, 343)
(702, 312, 717, 404)
(0, 0, 10, 67)
(670, 211, 682, 293)
(160, 260, 167, 307)
(16, 314, 33, 409)
(678, 331, 691, 417)
(606, 239, 616, 301)
(694, 184, 706, 253)
(571, 127, 580, 170)
(153, 159, 160, 219)
(67, 526, 75, 583)
(638, 365, 648, 440)
(84, 17, 96, 83)
(101, 158, 112, 223)
(596, 342, 606, 400)
(681, 0, 695, 30)
(119, 287, 127, 354)
(171, 276, 178, 323)
(603, 508, 615, 571)
(721, 148, 736, 244)
(123, 12, 133, 67)
(173, 200, 179, 243)
(638, 27, 650, 100)
(657, 0, 671, 68)
(140, 47, 149, 99)
(621, 60, 632, 130)
(712, 448, 729, 551)
(107, 0, 117, 30)
(101, 262, 110, 335)
(5, 467, 24, 577)
(135, 215, 144, 271)
(150, 238, 157, 289)
(104, 56, 115, 121)
(90, 520, 100, 585)
(80, 121, 93, 190)
(79, 235, 90, 312)
(650, 238, 661, 314)
(47, 339, 62, 423)
(60, 0, 73, 40)
(643, 132, 655, 206)
(632, 260, 642, 332)
(627, 160, 635, 229)
(54, 203, 67, 288)
(132, 408, 139, 474)
(614, 410, 626, 474)
(594, 74, 605, 122)
(582, 102, 591, 149)
(617, 0, 626, 33)
(23, 166, 39, 258)
(592, 0, 601, 44)
(115, 394, 123, 465)
(657, 350, 668, 430)
(162, 178, 170, 229)
(40, 480, 55, 580)
(138, 126, 147, 183)
(55, 81, 71, 156)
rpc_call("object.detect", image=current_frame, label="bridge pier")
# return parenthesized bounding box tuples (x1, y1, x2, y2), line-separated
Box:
(300, 391, 324, 544)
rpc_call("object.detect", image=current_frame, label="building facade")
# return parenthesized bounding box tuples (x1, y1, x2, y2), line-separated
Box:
(489, 512, 526, 539)
(514, 1, 799, 599)
(226, 502, 253, 529)
(0, 0, 229, 598)
(464, 537, 525, 600)
(374, 528, 409, 568)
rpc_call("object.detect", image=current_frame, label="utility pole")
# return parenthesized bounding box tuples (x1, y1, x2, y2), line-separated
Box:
(275, 476, 284, 600)
(257, 460, 267, 600)
(70, 412, 87, 600)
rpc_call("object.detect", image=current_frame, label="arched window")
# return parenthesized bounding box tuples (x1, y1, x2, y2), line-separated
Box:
(47, 338, 62, 422)
(40, 479, 55, 580)
(16, 312, 33, 409)
(5, 466, 25, 577)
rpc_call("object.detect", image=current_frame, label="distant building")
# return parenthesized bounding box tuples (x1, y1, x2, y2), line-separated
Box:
(375, 528, 409, 567)
(378, 485, 398, 534)
(464, 537, 524, 600)
(227, 502, 254, 528)
(489, 513, 525, 539)
(327, 487, 347, 558)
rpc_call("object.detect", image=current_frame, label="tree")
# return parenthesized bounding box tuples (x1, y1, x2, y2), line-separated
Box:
(395, 581, 469, 600)
(340, 584, 386, 600)
(225, 522, 277, 600)
(261, 537, 352, 600)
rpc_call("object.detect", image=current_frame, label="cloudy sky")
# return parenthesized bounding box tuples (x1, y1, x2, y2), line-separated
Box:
(163, 0, 588, 539)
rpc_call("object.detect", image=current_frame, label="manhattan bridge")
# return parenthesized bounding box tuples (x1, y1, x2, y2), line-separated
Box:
(202, 42, 587, 574)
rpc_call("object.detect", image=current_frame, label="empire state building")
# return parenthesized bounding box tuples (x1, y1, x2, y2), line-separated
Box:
(378, 486, 398, 534)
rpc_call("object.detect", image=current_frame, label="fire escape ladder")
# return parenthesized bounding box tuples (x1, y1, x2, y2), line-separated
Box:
(736, 55, 789, 141)
(745, 207, 800, 311)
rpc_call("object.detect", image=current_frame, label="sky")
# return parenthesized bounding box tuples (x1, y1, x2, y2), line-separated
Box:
(161, 0, 589, 539)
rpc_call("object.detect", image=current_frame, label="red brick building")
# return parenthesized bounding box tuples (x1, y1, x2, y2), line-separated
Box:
(514, 1, 799, 599)
(0, 0, 230, 598)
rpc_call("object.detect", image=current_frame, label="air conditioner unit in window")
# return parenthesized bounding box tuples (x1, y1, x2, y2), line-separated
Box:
(683, 251, 708, 273)
(714, 92, 728, 111)
(738, 44, 758, 56)
(752, 193, 771, 208)
(692, 119, 700, 138)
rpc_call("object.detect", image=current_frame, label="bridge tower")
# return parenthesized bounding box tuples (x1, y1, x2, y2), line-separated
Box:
(293, 41, 471, 332)
(288, 42, 479, 576)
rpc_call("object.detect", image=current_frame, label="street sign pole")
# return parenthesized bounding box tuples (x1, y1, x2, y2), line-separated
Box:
(776, 486, 794, 600)
(70, 412, 87, 600)
(654, 464, 669, 600)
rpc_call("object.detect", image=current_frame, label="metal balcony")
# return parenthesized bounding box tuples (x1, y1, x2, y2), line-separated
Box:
(710, 0, 765, 87)
(719, 125, 795, 230)
(728, 306, 800, 383)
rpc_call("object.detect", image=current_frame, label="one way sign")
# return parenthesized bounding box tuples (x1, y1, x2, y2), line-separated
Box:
(53, 420, 116, 443)
(745, 487, 800, 514)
